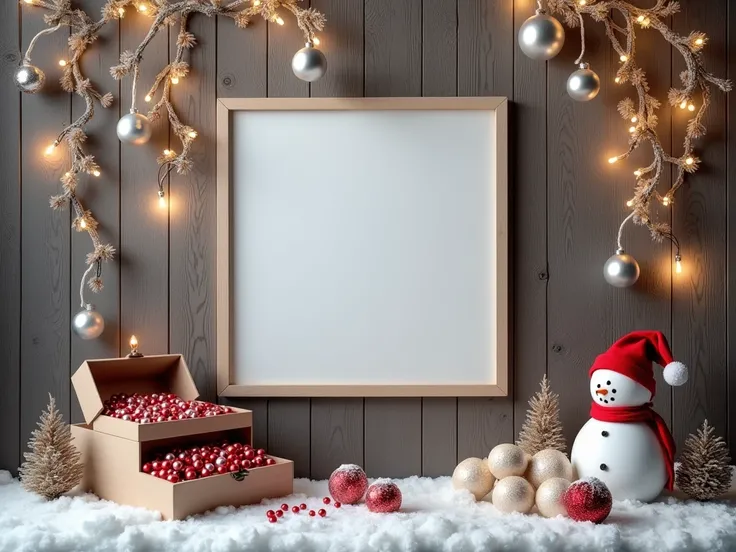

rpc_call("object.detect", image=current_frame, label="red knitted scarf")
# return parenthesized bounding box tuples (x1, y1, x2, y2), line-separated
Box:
(590, 402, 675, 491)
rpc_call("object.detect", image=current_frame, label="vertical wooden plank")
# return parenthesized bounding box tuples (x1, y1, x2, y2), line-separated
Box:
(728, 0, 736, 458)
(419, 0, 458, 477)
(311, 0, 364, 97)
(310, 399, 364, 479)
(120, 9, 169, 356)
(362, 0, 423, 477)
(168, 13, 217, 401)
(672, 0, 728, 448)
(547, 8, 672, 449)
(221, 398, 269, 448)
(365, 399, 421, 477)
(308, 0, 365, 479)
(70, 0, 121, 424)
(456, 0, 514, 459)
(512, 0, 548, 445)
(20, 6, 71, 451)
(364, 0, 421, 97)
(269, 399, 311, 478)
(268, 4, 308, 98)
(0, 0, 20, 474)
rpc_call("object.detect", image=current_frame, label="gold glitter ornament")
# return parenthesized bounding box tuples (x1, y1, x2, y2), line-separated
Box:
(535, 477, 570, 518)
(492, 475, 535, 514)
(451, 457, 495, 500)
(525, 449, 573, 489)
(487, 443, 528, 479)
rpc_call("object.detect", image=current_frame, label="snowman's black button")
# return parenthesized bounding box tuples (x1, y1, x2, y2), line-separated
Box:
(601, 431, 609, 437)
(600, 463, 608, 471)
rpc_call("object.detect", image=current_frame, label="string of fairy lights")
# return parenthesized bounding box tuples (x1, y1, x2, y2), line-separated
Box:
(519, 0, 730, 287)
(16, 0, 327, 339)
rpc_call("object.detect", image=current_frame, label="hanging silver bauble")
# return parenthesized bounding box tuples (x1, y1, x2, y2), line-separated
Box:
(14, 64, 46, 94)
(603, 248, 640, 287)
(518, 11, 565, 61)
(567, 63, 601, 102)
(291, 42, 327, 82)
(72, 304, 105, 340)
(116, 109, 152, 145)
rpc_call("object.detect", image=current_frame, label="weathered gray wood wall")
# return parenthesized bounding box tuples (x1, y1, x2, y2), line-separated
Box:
(0, 0, 733, 479)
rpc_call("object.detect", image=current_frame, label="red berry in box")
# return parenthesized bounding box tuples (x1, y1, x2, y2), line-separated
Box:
(254, 457, 264, 467)
(172, 460, 183, 471)
(245, 449, 255, 460)
(229, 464, 239, 472)
(328, 464, 368, 505)
(167, 474, 180, 483)
(142, 462, 153, 474)
(257, 449, 266, 456)
(265, 458, 276, 466)
(318, 509, 326, 517)
(291, 506, 300, 514)
(185, 470, 197, 481)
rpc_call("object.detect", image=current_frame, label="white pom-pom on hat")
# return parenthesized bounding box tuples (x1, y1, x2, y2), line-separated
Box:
(663, 361, 688, 386)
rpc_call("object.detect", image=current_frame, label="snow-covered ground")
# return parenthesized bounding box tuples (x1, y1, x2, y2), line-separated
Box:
(1, 471, 735, 552)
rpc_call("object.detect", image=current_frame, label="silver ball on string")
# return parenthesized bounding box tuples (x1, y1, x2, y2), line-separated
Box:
(72, 304, 105, 340)
(14, 64, 46, 94)
(603, 248, 640, 287)
(292, 42, 327, 82)
(116, 109, 152, 145)
(567, 63, 601, 102)
(518, 11, 565, 61)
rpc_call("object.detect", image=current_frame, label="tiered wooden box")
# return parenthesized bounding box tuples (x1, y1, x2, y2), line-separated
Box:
(70, 354, 293, 520)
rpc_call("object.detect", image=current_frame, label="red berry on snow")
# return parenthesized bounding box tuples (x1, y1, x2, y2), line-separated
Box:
(322, 497, 331, 504)
(281, 504, 289, 511)
(275, 510, 283, 518)
(334, 502, 341, 508)
(309, 510, 316, 517)
(292, 506, 300, 514)
(300, 503, 307, 510)
(318, 509, 326, 517)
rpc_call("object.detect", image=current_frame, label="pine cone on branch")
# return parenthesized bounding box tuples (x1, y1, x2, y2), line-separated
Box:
(19, 394, 84, 500)
(676, 420, 731, 501)
(516, 375, 566, 456)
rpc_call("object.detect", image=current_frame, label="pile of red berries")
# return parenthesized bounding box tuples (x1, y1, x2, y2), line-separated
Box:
(142, 440, 275, 482)
(265, 497, 340, 523)
(102, 392, 233, 423)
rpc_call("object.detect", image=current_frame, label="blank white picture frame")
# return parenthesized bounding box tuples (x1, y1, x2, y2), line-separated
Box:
(217, 97, 508, 397)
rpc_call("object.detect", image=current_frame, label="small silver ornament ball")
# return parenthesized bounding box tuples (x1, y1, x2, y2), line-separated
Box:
(117, 110, 152, 145)
(14, 64, 46, 94)
(604, 248, 640, 287)
(72, 304, 105, 340)
(518, 12, 565, 61)
(567, 63, 601, 102)
(292, 42, 327, 82)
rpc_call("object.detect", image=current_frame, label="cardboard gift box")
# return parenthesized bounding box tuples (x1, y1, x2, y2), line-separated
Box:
(71, 354, 294, 520)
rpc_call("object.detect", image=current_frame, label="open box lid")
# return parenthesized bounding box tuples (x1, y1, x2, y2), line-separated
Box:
(71, 354, 199, 425)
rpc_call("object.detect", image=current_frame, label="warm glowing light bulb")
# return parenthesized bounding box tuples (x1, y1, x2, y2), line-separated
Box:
(634, 170, 642, 177)
(626, 200, 634, 207)
(631, 116, 638, 123)
(65, 171, 71, 177)
(679, 100, 687, 109)
(579, 0, 586, 5)
(24, 0, 34, 4)
(313, 37, 321, 46)
(158, 195, 166, 209)
(171, 76, 179, 84)
(276, 16, 284, 25)
(608, 157, 618, 164)
(163, 149, 172, 156)
(675, 256, 682, 274)
(688, 103, 695, 111)
(118, 7, 125, 16)
(145, 94, 152, 102)
(629, 126, 636, 133)
(92, 170, 101, 177)
(662, 197, 670, 206)
(253, 0, 260, 5)
(685, 157, 694, 165)
(637, 15, 645, 22)
(620, 55, 628, 62)
(58, 59, 67, 67)
(614, 77, 621, 84)
(130, 335, 138, 349)
(187, 130, 197, 139)
(80, 219, 87, 229)
(44, 143, 56, 156)
(138, 3, 148, 12)
(695, 38, 704, 46)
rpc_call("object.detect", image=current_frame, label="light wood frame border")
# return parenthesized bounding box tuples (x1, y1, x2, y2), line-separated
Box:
(217, 97, 509, 397)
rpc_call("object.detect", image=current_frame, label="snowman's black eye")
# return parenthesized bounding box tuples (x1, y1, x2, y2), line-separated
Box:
(612, 389, 616, 393)
(606, 380, 611, 385)
(597, 384, 601, 388)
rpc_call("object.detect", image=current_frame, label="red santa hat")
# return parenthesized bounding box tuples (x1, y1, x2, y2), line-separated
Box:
(589, 330, 688, 397)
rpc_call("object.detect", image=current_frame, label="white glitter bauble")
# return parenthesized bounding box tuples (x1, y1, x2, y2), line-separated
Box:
(492, 476, 535, 514)
(451, 457, 495, 501)
(525, 449, 573, 489)
(487, 443, 528, 479)
(535, 477, 570, 518)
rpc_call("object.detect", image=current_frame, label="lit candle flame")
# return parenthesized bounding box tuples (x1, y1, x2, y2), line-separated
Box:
(130, 335, 138, 350)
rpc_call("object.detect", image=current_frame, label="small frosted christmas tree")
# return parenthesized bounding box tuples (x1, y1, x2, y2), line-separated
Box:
(19, 394, 84, 500)
(516, 375, 566, 456)
(676, 420, 731, 501)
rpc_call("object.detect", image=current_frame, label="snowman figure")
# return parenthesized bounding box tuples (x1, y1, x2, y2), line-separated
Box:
(571, 331, 688, 502)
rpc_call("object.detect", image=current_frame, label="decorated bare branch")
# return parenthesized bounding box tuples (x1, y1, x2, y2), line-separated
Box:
(547, 0, 730, 259)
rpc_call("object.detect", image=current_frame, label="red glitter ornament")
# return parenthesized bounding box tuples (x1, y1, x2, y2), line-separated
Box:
(365, 479, 402, 513)
(563, 478, 612, 524)
(328, 464, 368, 504)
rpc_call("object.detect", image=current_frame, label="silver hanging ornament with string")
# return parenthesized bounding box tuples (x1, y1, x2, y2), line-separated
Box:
(603, 248, 640, 287)
(72, 304, 105, 339)
(518, 10, 565, 60)
(567, 62, 601, 101)
(14, 64, 46, 94)
(292, 42, 327, 82)
(117, 109, 152, 145)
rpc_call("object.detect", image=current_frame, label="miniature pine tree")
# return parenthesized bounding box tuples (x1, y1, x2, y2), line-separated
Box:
(19, 394, 84, 500)
(516, 375, 566, 456)
(676, 419, 732, 501)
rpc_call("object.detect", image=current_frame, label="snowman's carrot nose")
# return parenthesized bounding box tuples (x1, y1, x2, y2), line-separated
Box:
(596, 389, 608, 396)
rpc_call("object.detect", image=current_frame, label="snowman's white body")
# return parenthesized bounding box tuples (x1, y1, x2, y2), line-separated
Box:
(570, 368, 669, 502)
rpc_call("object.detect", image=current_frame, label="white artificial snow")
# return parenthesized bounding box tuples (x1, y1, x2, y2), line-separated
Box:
(1, 470, 735, 552)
